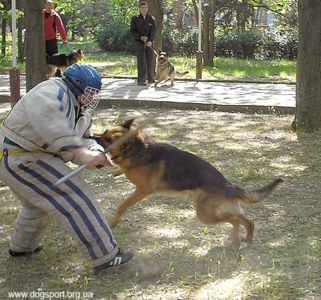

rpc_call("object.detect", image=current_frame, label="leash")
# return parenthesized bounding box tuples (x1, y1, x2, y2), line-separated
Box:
(145, 43, 158, 56)
(59, 42, 73, 52)
(53, 118, 154, 187)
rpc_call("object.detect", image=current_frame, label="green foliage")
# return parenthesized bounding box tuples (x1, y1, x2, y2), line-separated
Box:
(262, 29, 298, 59)
(96, 24, 198, 57)
(162, 27, 198, 55)
(215, 29, 297, 59)
(215, 31, 263, 58)
(96, 22, 134, 53)
(52, 0, 137, 41)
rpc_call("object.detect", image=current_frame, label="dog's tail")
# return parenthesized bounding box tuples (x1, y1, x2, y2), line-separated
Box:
(237, 178, 283, 204)
(175, 71, 189, 78)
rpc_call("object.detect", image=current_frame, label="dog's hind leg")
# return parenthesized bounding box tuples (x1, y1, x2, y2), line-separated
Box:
(224, 213, 254, 244)
(194, 195, 243, 249)
(195, 195, 253, 249)
(194, 195, 220, 225)
(238, 214, 254, 242)
(110, 188, 150, 228)
(228, 221, 241, 250)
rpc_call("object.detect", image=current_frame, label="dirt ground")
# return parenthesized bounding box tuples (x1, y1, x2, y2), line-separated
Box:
(0, 108, 320, 300)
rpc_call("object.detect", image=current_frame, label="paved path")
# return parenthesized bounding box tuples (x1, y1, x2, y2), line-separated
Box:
(0, 75, 296, 114)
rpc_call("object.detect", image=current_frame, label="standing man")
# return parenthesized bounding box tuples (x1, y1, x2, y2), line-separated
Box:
(130, 1, 156, 86)
(43, 0, 68, 56)
(0, 64, 133, 271)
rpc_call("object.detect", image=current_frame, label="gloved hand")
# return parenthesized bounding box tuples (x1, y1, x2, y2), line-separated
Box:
(68, 147, 113, 168)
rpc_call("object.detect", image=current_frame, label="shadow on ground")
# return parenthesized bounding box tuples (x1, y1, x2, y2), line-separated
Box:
(0, 109, 320, 300)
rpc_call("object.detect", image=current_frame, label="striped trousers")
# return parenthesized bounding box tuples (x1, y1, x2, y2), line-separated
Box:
(0, 146, 118, 268)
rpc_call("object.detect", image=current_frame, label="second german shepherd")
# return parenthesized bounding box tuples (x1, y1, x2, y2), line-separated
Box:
(46, 49, 84, 78)
(155, 51, 188, 86)
(96, 119, 283, 249)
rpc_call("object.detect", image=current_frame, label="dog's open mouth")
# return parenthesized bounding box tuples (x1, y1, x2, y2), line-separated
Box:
(158, 57, 165, 64)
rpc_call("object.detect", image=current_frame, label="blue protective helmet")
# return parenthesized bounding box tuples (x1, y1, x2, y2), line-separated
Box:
(62, 63, 102, 97)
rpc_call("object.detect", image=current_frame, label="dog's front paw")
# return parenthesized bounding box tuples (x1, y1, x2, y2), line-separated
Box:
(109, 215, 120, 228)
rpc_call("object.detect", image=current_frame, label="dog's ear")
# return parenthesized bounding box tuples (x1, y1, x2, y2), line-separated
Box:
(121, 118, 135, 129)
(77, 49, 83, 54)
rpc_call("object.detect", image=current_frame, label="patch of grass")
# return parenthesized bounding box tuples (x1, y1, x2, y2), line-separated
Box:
(0, 40, 296, 82)
(83, 52, 296, 82)
(84, 52, 137, 76)
(170, 56, 296, 82)
(1, 109, 320, 299)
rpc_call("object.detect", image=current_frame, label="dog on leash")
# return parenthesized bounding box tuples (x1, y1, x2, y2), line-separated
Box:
(96, 119, 283, 249)
(155, 51, 188, 86)
(46, 49, 84, 78)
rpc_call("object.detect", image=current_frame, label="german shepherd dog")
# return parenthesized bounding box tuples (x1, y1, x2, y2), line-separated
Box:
(96, 119, 283, 249)
(46, 49, 84, 78)
(155, 51, 188, 87)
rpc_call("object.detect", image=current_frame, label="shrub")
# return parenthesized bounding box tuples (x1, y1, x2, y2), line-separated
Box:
(215, 29, 297, 59)
(261, 29, 297, 59)
(96, 22, 134, 53)
(96, 22, 297, 59)
(162, 27, 198, 55)
(215, 31, 263, 58)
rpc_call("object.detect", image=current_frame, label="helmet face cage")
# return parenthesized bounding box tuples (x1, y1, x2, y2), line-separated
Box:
(80, 86, 101, 112)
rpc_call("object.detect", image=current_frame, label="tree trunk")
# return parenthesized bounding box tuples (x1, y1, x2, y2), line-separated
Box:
(193, 0, 215, 66)
(22, 0, 47, 92)
(202, 4, 210, 65)
(295, 0, 321, 131)
(208, 0, 216, 67)
(17, 16, 24, 62)
(1, 18, 6, 57)
(148, 0, 163, 50)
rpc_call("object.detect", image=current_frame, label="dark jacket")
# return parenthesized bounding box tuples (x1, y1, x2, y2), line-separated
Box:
(130, 14, 156, 43)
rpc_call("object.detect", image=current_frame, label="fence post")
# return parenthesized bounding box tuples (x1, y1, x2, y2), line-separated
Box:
(196, 51, 203, 81)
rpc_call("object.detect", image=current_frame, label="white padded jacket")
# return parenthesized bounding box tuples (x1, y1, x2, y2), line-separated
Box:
(0, 78, 103, 161)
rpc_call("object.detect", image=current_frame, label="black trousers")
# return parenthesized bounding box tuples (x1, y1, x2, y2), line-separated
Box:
(46, 38, 58, 56)
(136, 42, 155, 83)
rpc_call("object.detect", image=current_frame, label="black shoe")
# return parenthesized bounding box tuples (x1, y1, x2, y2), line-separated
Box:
(138, 82, 147, 86)
(94, 249, 134, 272)
(8, 246, 43, 257)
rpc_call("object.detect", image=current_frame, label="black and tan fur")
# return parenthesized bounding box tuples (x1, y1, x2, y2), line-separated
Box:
(155, 51, 188, 86)
(46, 49, 84, 78)
(96, 119, 283, 249)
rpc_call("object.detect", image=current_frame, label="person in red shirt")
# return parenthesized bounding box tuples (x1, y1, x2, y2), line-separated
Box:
(43, 0, 68, 56)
